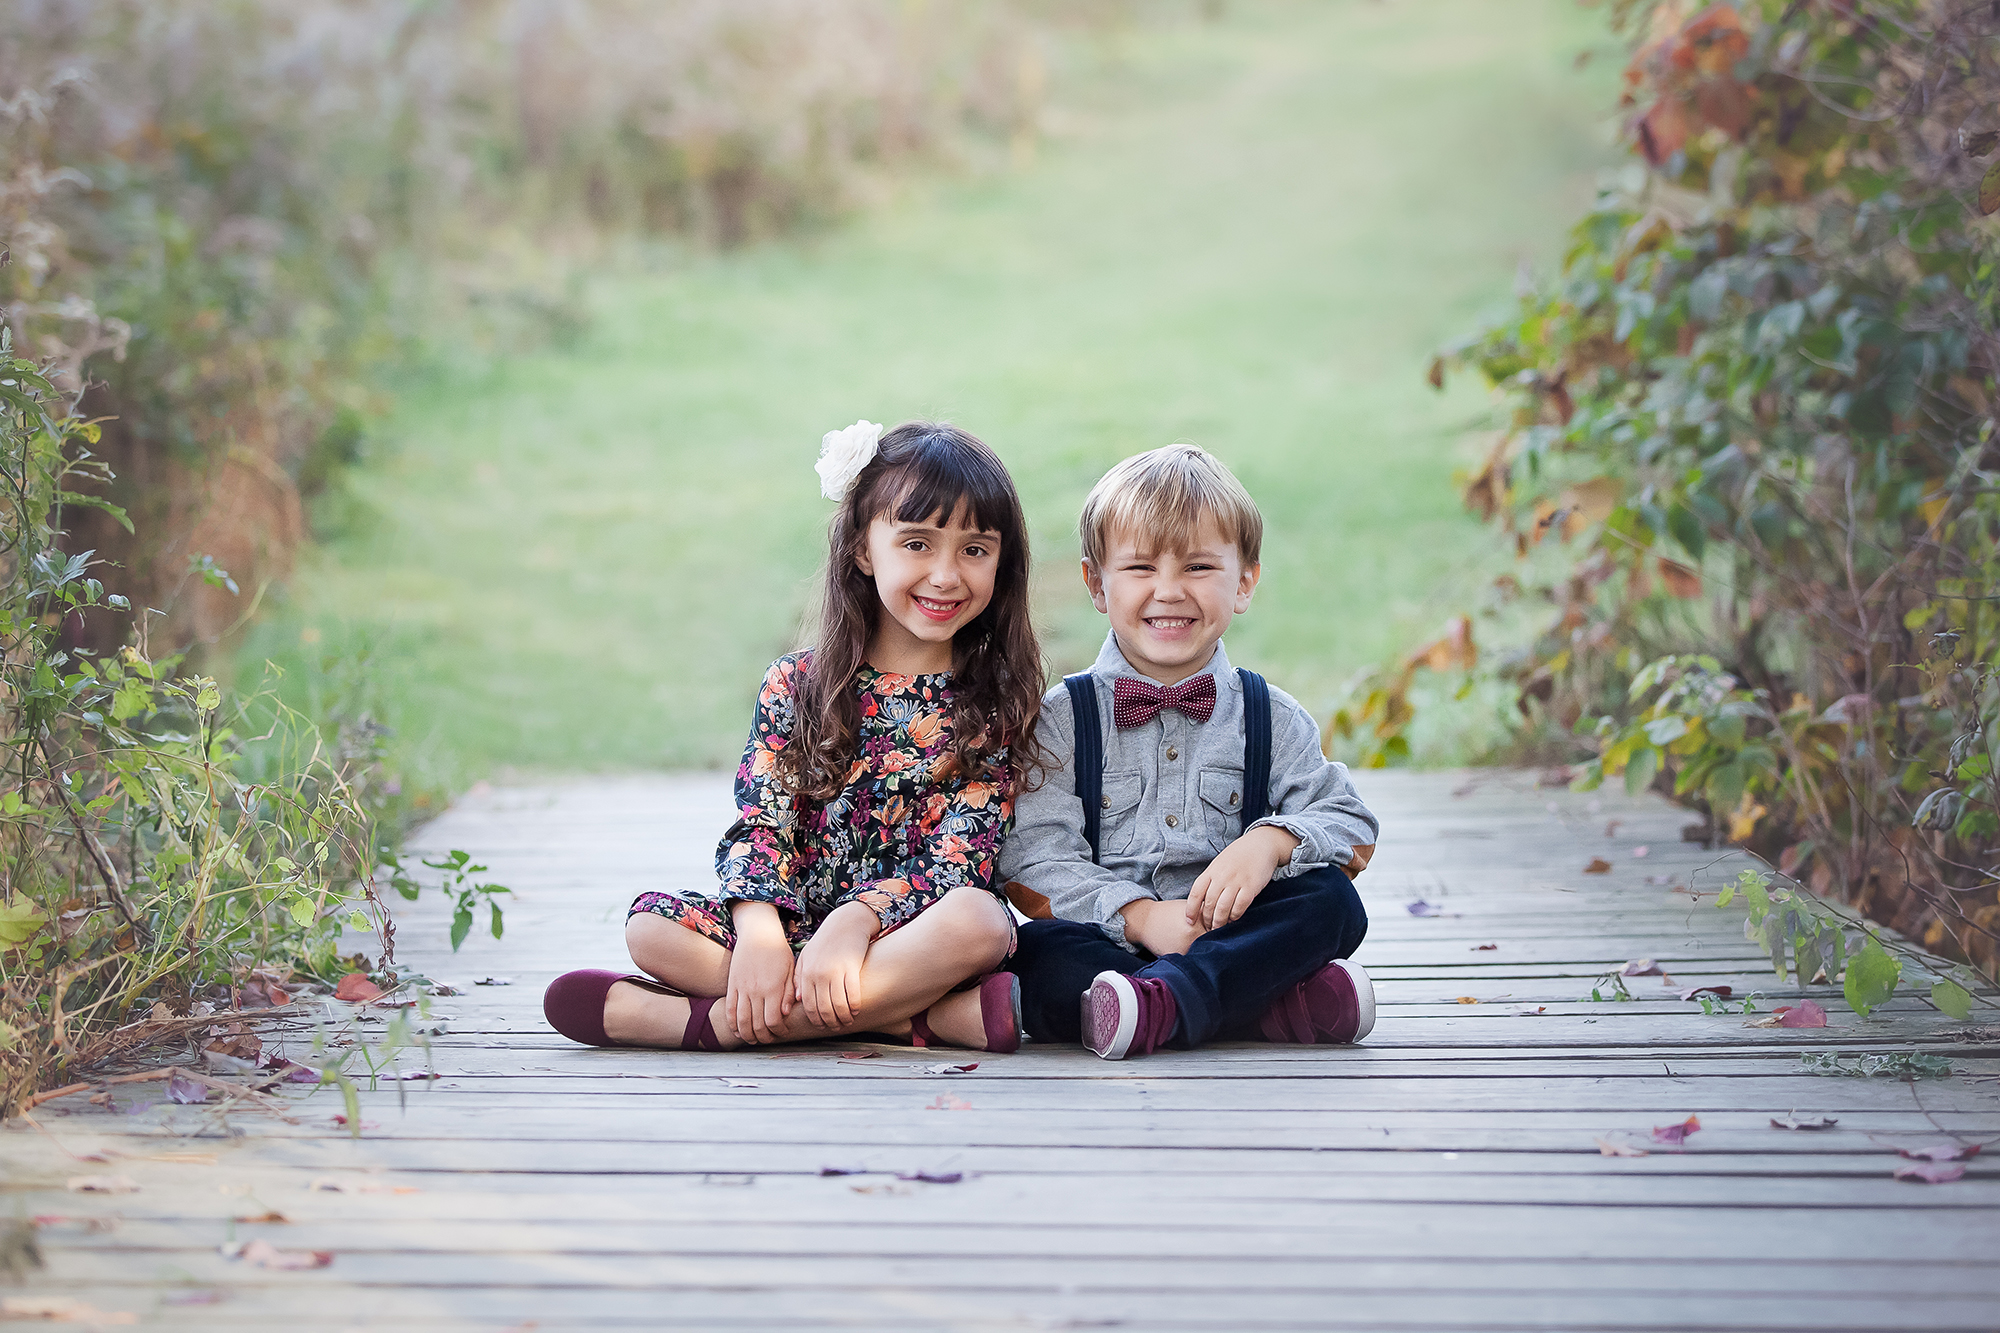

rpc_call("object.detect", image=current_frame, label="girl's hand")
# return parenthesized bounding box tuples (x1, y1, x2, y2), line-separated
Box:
(793, 902, 878, 1029)
(726, 902, 795, 1044)
(1186, 826, 1300, 931)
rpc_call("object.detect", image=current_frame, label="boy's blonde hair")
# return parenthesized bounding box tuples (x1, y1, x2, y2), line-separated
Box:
(1078, 444, 1264, 568)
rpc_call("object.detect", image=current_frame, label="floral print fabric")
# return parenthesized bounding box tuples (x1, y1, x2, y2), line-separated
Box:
(630, 653, 1013, 952)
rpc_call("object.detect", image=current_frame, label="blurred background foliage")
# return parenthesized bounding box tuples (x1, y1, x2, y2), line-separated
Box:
(1438, 0, 2000, 989)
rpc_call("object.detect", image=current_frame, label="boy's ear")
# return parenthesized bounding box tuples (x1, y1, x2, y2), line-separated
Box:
(1233, 561, 1261, 614)
(1081, 558, 1109, 614)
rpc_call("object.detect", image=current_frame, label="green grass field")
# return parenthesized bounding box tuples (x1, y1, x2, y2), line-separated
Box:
(240, 0, 1619, 784)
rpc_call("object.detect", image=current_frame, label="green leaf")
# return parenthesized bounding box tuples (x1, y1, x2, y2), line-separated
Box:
(1624, 745, 1660, 796)
(57, 491, 134, 533)
(1981, 160, 2000, 216)
(1844, 938, 1902, 1016)
(1665, 504, 1705, 558)
(1930, 978, 1973, 1021)
(490, 903, 505, 941)
(347, 911, 370, 931)
(0, 900, 47, 946)
(1762, 912, 1788, 981)
(196, 683, 221, 713)
(450, 904, 473, 951)
(286, 896, 316, 928)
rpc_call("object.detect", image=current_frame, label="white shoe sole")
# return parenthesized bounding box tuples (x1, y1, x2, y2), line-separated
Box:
(1081, 970, 1139, 1060)
(1332, 958, 1376, 1042)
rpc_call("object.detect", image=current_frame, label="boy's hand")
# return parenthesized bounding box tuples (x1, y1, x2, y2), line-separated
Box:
(794, 901, 877, 1029)
(1186, 826, 1300, 931)
(1119, 897, 1206, 958)
(726, 902, 796, 1044)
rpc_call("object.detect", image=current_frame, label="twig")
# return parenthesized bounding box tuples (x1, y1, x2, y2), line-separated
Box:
(17, 1066, 171, 1113)
(37, 731, 146, 942)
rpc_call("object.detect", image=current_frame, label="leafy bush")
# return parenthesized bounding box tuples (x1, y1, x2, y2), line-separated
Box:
(1436, 0, 2000, 997)
(0, 330, 422, 1114)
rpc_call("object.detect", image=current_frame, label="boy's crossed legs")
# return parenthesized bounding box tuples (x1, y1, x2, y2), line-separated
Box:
(1012, 866, 1369, 1052)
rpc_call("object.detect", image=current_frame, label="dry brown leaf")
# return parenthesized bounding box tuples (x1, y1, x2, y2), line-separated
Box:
(1455, 996, 1481, 1005)
(64, 1175, 138, 1195)
(1584, 858, 1613, 874)
(1657, 557, 1702, 598)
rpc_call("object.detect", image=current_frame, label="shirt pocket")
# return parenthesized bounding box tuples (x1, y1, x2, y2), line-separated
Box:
(1100, 771, 1144, 857)
(1198, 766, 1248, 846)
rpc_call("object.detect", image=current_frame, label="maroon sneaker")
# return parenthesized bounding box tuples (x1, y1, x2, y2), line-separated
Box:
(1257, 959, 1375, 1044)
(1080, 971, 1178, 1060)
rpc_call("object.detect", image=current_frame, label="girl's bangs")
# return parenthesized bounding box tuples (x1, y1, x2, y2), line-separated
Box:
(878, 435, 1017, 535)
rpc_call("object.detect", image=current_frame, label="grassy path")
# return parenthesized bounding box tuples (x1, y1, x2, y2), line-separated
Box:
(244, 0, 1617, 783)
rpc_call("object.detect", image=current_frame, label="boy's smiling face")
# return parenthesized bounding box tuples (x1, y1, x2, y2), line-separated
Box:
(1084, 516, 1259, 686)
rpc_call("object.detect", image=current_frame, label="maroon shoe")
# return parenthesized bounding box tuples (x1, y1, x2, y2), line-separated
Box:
(910, 972, 1022, 1053)
(1257, 959, 1375, 1044)
(1080, 971, 1178, 1060)
(543, 969, 723, 1050)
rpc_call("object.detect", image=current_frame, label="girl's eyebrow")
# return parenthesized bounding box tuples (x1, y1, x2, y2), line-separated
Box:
(894, 521, 1000, 539)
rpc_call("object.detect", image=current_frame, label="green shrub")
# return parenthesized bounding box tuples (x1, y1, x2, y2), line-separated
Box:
(1437, 0, 2000, 996)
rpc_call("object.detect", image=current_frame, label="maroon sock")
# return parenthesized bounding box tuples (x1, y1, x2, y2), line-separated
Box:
(1129, 975, 1180, 1056)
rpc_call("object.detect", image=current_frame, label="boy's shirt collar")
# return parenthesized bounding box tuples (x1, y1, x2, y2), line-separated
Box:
(1093, 632, 1233, 692)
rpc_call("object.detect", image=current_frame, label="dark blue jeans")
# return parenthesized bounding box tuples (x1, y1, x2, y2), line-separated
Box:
(1011, 866, 1368, 1048)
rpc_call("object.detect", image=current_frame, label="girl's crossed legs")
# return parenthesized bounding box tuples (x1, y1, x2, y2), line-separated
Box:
(606, 886, 1013, 1049)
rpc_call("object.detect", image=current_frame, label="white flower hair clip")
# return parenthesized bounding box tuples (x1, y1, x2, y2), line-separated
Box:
(815, 419, 883, 501)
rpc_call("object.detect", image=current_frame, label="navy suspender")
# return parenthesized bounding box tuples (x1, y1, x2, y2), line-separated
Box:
(1067, 668, 1272, 864)
(1240, 669, 1272, 827)
(1062, 673, 1104, 864)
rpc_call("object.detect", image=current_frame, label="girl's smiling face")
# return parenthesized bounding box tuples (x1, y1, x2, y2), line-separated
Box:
(855, 504, 1000, 675)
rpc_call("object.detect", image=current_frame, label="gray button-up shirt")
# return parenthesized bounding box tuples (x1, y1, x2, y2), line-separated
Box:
(999, 634, 1379, 949)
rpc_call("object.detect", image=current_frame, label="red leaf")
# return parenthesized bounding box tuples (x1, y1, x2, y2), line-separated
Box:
(1777, 999, 1827, 1028)
(333, 972, 384, 1003)
(1897, 1142, 1981, 1162)
(1651, 1114, 1702, 1146)
(1679, 985, 1733, 1001)
(1893, 1161, 1967, 1184)
(1621, 958, 1662, 977)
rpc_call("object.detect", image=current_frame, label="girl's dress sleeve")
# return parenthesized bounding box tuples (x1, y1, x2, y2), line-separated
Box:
(713, 656, 807, 916)
(839, 753, 1013, 932)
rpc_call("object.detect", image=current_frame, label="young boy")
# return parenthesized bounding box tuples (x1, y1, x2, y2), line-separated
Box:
(1000, 444, 1376, 1059)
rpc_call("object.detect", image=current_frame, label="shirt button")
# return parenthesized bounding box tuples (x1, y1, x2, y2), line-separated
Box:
(1101, 795, 1111, 809)
(1230, 792, 1239, 807)
(1165, 746, 1179, 761)
(1165, 814, 1178, 828)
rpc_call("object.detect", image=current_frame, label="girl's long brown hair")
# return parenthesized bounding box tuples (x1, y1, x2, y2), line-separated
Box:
(778, 421, 1046, 802)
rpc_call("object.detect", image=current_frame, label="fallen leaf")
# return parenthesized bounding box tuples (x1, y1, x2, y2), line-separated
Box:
(1621, 958, 1661, 976)
(716, 1079, 759, 1088)
(1595, 1136, 1649, 1157)
(1513, 1006, 1548, 1016)
(305, 1176, 417, 1194)
(925, 1094, 971, 1111)
(1406, 899, 1443, 916)
(817, 1165, 868, 1177)
(333, 972, 384, 1003)
(1603, 819, 1623, 838)
(330, 1115, 379, 1130)
(837, 1050, 881, 1061)
(1631, 845, 1650, 858)
(1769, 1112, 1837, 1131)
(850, 1183, 912, 1196)
(472, 976, 512, 986)
(1455, 996, 1481, 1005)
(164, 1070, 211, 1105)
(161, 1291, 224, 1306)
(896, 1170, 965, 1184)
(925, 1063, 978, 1075)
(1745, 1013, 1785, 1028)
(1651, 1114, 1702, 1146)
(1897, 1142, 1982, 1162)
(64, 1175, 139, 1194)
(0, 1296, 137, 1324)
(236, 1238, 332, 1270)
(233, 1210, 289, 1224)
(1678, 985, 1733, 1001)
(1893, 1160, 1968, 1184)
(1472, 943, 1498, 951)
(1777, 999, 1828, 1028)
(379, 1069, 440, 1082)
(1584, 858, 1612, 874)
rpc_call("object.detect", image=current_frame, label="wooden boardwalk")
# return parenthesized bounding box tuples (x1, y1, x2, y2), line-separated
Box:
(7, 770, 1998, 1330)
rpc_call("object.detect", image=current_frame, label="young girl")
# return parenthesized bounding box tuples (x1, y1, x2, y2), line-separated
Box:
(543, 420, 1042, 1052)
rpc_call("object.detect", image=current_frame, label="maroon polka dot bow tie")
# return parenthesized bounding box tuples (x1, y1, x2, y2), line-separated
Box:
(1112, 674, 1217, 729)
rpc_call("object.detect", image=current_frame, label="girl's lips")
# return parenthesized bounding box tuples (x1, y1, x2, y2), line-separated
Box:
(913, 595, 965, 622)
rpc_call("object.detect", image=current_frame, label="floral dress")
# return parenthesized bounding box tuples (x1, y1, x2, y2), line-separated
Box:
(630, 653, 1015, 955)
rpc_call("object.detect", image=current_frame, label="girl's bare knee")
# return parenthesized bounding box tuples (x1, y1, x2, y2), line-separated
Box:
(936, 887, 1012, 971)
